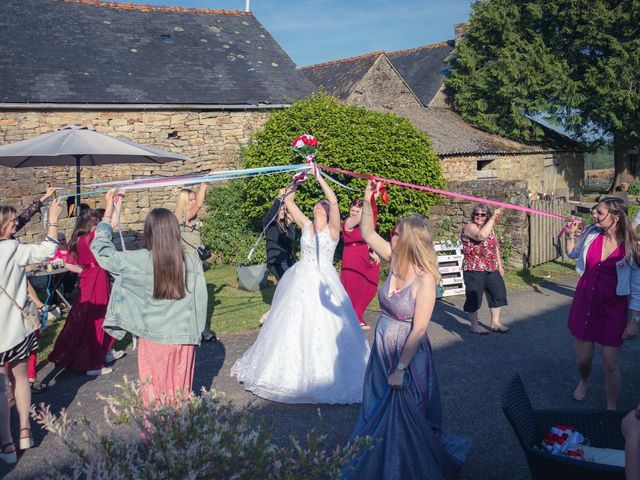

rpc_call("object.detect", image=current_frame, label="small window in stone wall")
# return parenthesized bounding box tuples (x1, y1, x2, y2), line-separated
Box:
(476, 158, 497, 179)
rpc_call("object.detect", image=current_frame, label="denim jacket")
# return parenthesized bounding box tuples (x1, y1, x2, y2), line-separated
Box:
(91, 222, 207, 345)
(567, 224, 640, 310)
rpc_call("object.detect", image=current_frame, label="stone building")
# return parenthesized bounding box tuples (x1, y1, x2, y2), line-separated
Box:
(0, 0, 315, 242)
(301, 41, 584, 198)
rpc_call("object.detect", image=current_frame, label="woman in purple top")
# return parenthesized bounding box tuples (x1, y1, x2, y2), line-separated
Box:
(344, 181, 470, 479)
(566, 197, 640, 409)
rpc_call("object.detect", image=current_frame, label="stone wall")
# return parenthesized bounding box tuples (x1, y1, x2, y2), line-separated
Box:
(0, 109, 270, 243)
(345, 56, 422, 112)
(441, 152, 584, 197)
(428, 179, 530, 269)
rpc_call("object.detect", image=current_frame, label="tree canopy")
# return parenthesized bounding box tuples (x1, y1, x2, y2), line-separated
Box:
(446, 0, 640, 188)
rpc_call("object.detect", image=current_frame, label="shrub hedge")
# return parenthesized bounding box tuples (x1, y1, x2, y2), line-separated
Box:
(240, 94, 445, 237)
(201, 181, 267, 265)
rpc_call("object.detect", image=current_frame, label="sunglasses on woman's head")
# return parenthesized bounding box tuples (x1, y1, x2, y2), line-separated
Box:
(473, 212, 487, 218)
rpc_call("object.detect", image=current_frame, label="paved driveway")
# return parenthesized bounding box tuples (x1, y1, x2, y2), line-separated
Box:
(3, 275, 640, 479)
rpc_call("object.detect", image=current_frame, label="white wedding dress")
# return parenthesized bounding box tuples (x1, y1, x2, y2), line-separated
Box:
(231, 222, 371, 404)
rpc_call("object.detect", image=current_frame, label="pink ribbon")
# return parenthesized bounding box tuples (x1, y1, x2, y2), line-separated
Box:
(317, 164, 571, 221)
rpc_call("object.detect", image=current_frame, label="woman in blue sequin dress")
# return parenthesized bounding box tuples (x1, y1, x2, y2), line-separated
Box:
(343, 181, 471, 479)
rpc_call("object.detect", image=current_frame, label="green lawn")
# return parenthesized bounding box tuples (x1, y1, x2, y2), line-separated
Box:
(37, 260, 575, 362)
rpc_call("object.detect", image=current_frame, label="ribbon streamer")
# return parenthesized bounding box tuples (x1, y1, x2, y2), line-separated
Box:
(317, 164, 570, 221)
(60, 164, 311, 199)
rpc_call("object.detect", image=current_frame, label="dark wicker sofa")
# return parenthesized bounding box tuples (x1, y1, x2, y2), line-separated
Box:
(502, 374, 625, 480)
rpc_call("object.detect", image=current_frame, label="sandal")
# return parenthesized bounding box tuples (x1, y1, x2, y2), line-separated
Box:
(30, 381, 48, 395)
(0, 442, 16, 464)
(19, 428, 33, 450)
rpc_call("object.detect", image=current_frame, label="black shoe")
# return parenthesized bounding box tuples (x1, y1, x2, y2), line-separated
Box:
(202, 331, 218, 342)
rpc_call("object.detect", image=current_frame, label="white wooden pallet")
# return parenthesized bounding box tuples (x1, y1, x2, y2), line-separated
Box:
(435, 240, 465, 298)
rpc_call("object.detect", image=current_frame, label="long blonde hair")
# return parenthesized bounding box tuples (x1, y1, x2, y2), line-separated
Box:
(391, 215, 441, 284)
(175, 188, 194, 224)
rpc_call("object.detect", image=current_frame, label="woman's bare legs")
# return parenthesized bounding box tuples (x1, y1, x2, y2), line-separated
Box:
(602, 346, 621, 410)
(574, 340, 594, 401)
(9, 359, 32, 447)
(0, 366, 13, 450)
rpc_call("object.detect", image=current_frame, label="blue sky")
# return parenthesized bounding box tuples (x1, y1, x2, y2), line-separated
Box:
(113, 0, 473, 66)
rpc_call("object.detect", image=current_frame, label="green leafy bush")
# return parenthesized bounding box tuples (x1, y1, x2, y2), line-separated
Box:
(627, 184, 640, 196)
(201, 181, 267, 265)
(240, 94, 446, 235)
(33, 378, 372, 480)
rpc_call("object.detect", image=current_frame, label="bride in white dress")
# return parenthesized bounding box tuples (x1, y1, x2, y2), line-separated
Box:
(231, 166, 371, 404)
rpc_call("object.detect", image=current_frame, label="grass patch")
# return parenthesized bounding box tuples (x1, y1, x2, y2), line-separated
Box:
(37, 317, 65, 363)
(206, 264, 276, 335)
(502, 259, 576, 292)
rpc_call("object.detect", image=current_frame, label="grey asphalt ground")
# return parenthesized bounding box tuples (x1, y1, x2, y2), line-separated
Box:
(2, 274, 640, 479)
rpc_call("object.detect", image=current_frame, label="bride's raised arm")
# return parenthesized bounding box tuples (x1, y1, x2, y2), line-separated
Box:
(313, 165, 341, 240)
(282, 183, 309, 230)
(361, 180, 392, 261)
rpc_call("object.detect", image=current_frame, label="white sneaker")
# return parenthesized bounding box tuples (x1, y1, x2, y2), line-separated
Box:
(86, 367, 113, 376)
(104, 349, 125, 364)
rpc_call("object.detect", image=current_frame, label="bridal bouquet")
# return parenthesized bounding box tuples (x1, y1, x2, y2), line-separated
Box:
(542, 425, 587, 460)
(291, 134, 318, 185)
(291, 133, 318, 161)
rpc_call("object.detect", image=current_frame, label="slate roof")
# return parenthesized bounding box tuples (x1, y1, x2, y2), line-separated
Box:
(302, 42, 582, 155)
(386, 42, 454, 107)
(300, 42, 453, 106)
(397, 106, 583, 156)
(0, 0, 315, 106)
(299, 52, 382, 101)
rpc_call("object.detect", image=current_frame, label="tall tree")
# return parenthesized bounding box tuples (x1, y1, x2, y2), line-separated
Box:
(446, 0, 640, 190)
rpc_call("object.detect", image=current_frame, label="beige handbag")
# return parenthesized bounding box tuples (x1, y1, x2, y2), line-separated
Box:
(0, 283, 41, 330)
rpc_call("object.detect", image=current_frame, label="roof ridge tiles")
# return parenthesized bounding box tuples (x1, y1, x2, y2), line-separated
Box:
(387, 40, 453, 57)
(299, 50, 386, 70)
(57, 0, 249, 16)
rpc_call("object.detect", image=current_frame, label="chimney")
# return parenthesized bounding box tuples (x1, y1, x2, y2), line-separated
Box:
(245, 0, 250, 12)
(454, 22, 468, 46)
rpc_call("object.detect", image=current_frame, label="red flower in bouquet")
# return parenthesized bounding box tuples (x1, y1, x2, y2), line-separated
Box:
(291, 134, 318, 162)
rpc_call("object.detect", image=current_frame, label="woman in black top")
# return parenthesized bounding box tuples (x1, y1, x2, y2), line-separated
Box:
(264, 191, 296, 281)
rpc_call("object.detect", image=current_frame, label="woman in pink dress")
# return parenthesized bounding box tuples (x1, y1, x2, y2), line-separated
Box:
(341, 198, 380, 331)
(48, 210, 115, 376)
(566, 197, 640, 409)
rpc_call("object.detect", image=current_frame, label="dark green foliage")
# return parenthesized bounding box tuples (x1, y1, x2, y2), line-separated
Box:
(584, 146, 614, 170)
(201, 181, 267, 265)
(240, 94, 446, 236)
(627, 184, 640, 196)
(446, 0, 640, 186)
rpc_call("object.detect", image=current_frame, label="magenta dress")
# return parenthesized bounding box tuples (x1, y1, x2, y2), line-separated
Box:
(48, 231, 115, 371)
(341, 224, 380, 325)
(568, 233, 628, 347)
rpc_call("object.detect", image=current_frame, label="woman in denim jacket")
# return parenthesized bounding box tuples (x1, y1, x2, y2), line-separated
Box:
(91, 190, 207, 407)
(566, 197, 640, 409)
